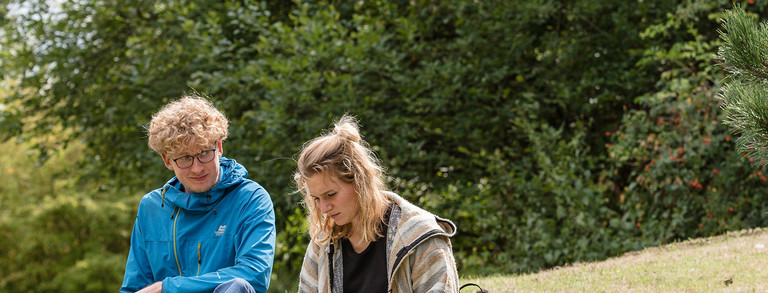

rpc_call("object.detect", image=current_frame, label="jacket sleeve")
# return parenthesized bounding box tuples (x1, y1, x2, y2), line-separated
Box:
(121, 217, 154, 293)
(297, 240, 322, 293)
(408, 236, 460, 293)
(162, 190, 277, 293)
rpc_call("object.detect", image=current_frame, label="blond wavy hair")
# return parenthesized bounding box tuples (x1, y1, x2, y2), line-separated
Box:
(294, 115, 391, 245)
(147, 95, 229, 155)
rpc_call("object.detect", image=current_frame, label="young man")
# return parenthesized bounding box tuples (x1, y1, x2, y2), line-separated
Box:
(121, 95, 276, 293)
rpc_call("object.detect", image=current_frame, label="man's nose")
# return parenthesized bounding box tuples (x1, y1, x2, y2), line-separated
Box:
(190, 157, 205, 172)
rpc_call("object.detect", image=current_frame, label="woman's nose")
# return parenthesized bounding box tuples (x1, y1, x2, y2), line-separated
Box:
(319, 199, 332, 213)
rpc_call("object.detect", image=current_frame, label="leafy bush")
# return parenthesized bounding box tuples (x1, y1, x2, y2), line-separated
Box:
(606, 1, 768, 248)
(0, 138, 135, 292)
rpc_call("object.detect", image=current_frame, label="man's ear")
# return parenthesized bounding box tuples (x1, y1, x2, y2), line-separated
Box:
(217, 140, 223, 155)
(161, 153, 174, 170)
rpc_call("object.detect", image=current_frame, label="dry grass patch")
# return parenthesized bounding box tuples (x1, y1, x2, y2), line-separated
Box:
(460, 228, 768, 292)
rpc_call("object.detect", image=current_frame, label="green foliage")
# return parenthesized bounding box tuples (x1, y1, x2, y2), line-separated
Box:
(606, 0, 768, 249)
(718, 4, 768, 80)
(3, 0, 768, 292)
(0, 138, 137, 292)
(719, 5, 768, 169)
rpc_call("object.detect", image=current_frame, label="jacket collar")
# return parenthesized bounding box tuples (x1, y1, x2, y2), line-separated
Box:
(162, 157, 247, 212)
(384, 191, 456, 282)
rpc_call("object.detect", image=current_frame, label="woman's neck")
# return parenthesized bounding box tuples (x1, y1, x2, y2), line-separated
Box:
(347, 226, 369, 253)
(345, 203, 389, 253)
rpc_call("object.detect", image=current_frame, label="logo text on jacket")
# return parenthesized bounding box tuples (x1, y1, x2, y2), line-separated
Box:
(215, 225, 226, 236)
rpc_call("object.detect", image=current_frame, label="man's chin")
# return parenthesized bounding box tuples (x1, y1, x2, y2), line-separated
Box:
(183, 182, 214, 194)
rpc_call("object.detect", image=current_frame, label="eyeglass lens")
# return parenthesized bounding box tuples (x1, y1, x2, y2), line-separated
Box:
(175, 149, 216, 168)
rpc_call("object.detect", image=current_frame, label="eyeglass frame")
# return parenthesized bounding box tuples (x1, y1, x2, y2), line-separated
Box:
(170, 147, 218, 169)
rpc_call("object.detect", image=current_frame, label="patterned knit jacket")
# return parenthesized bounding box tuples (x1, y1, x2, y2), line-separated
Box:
(298, 192, 459, 293)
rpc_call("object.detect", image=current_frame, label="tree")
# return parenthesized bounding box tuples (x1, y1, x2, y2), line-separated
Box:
(719, 4, 768, 167)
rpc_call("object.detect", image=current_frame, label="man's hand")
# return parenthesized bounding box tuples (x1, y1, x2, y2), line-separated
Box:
(136, 281, 162, 293)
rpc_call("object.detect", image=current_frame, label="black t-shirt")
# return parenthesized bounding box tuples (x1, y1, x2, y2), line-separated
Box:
(340, 209, 390, 293)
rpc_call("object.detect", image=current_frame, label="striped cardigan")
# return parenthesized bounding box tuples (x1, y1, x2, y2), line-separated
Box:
(298, 192, 460, 293)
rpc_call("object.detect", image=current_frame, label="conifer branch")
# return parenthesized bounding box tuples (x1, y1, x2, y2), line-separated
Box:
(718, 5, 768, 80)
(718, 4, 768, 167)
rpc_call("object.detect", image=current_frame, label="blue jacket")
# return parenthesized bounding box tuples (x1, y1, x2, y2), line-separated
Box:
(121, 157, 276, 293)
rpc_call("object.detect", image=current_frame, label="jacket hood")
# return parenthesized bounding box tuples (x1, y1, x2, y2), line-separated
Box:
(386, 191, 456, 238)
(161, 157, 247, 212)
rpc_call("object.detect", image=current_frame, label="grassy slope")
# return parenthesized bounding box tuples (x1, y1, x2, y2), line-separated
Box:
(460, 228, 768, 292)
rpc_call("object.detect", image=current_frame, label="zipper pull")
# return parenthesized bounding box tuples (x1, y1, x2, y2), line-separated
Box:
(197, 242, 202, 276)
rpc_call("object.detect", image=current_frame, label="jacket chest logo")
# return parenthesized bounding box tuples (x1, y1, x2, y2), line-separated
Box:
(215, 225, 227, 236)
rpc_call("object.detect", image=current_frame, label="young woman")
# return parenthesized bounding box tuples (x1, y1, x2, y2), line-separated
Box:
(294, 115, 460, 293)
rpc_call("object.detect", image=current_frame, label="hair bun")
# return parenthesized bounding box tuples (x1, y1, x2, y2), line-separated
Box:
(333, 115, 362, 144)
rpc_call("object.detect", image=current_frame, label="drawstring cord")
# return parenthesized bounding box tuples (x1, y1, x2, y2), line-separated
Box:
(208, 193, 217, 215)
(161, 188, 166, 207)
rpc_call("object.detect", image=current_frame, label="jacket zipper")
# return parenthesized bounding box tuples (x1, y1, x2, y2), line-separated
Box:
(197, 242, 202, 276)
(173, 207, 182, 276)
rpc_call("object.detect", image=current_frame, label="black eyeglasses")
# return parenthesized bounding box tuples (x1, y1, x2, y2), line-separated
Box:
(171, 148, 217, 169)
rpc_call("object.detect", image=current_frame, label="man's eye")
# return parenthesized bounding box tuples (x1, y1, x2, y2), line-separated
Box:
(200, 151, 210, 156)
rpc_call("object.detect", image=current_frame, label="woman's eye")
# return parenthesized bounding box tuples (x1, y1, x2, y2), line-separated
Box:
(327, 192, 337, 197)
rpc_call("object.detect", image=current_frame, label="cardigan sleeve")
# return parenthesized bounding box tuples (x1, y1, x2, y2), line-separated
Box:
(403, 236, 460, 293)
(298, 240, 323, 293)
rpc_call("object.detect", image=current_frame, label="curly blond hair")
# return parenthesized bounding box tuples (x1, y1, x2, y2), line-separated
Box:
(294, 115, 390, 245)
(147, 95, 229, 155)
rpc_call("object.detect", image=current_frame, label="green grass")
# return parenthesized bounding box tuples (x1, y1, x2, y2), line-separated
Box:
(460, 228, 768, 292)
